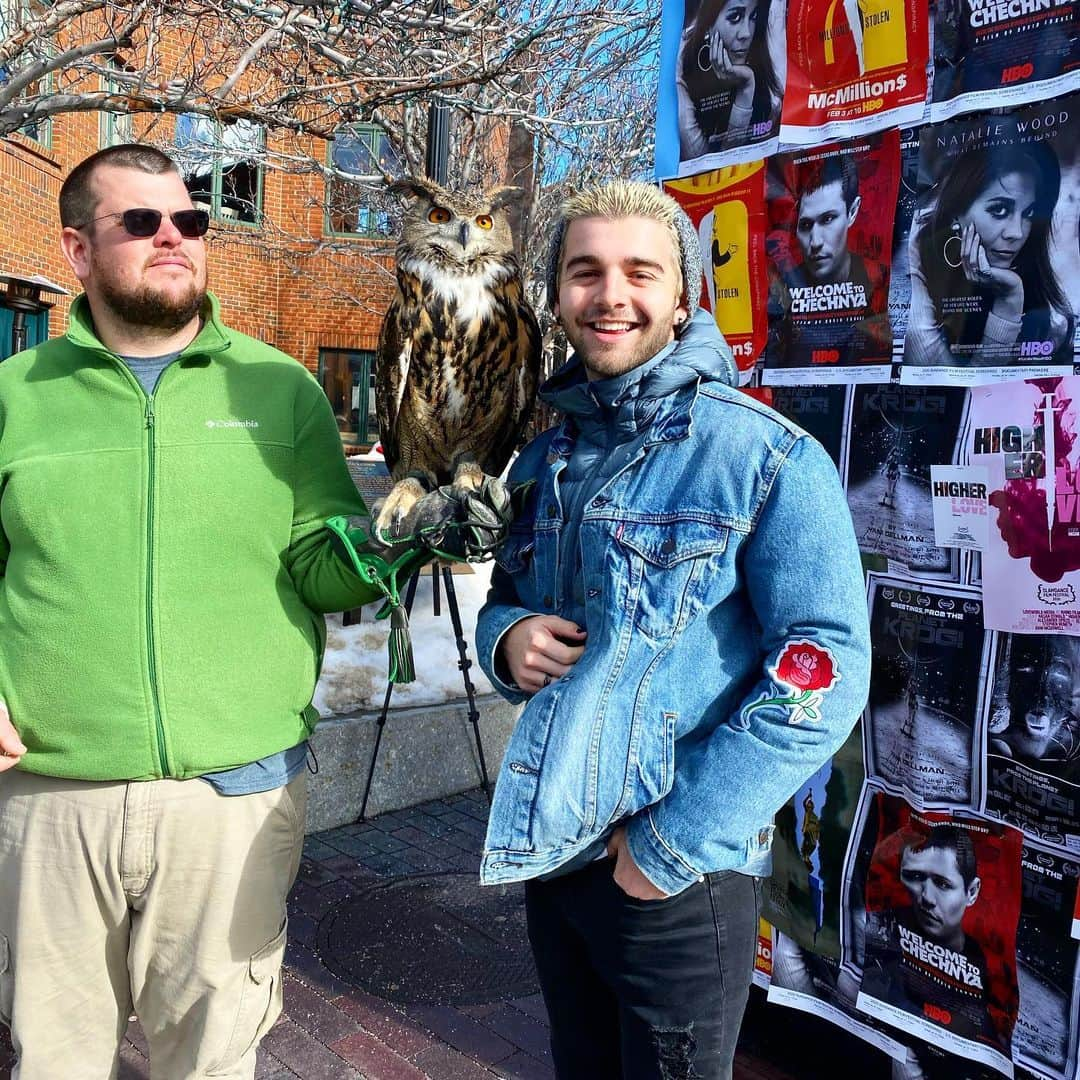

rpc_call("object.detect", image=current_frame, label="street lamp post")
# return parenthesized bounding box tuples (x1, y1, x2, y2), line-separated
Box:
(425, 0, 450, 184)
(0, 272, 69, 358)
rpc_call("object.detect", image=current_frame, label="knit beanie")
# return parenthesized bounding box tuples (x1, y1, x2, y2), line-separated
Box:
(544, 191, 702, 323)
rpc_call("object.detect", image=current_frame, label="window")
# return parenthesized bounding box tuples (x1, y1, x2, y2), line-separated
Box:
(326, 125, 401, 239)
(174, 114, 263, 225)
(0, 0, 52, 147)
(0, 308, 48, 360)
(319, 348, 379, 445)
(99, 68, 134, 148)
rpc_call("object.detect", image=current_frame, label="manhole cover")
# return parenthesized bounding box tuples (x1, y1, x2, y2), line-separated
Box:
(315, 871, 538, 1005)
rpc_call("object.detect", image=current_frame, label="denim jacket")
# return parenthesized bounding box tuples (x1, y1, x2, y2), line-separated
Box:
(476, 312, 871, 895)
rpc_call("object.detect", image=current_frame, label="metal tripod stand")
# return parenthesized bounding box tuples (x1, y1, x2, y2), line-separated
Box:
(357, 560, 493, 822)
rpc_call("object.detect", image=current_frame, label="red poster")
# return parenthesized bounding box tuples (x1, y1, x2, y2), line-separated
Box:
(764, 131, 899, 384)
(858, 796, 1024, 1075)
(782, 0, 930, 144)
(665, 162, 770, 379)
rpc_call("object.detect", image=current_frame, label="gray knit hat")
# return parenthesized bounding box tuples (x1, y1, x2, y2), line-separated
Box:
(544, 185, 702, 324)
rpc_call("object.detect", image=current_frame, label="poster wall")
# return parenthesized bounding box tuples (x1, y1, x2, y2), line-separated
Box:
(652, 3, 1080, 1076)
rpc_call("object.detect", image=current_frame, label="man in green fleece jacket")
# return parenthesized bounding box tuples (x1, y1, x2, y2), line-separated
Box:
(0, 144, 502, 1078)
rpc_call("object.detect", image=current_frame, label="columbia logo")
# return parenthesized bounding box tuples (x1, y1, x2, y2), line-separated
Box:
(206, 419, 259, 429)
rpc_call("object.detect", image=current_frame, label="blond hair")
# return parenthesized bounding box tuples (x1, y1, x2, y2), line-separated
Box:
(553, 181, 684, 294)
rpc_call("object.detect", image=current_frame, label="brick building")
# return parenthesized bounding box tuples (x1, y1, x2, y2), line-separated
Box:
(0, 98, 423, 447)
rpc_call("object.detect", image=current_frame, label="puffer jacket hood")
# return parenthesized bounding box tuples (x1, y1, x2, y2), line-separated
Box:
(540, 310, 738, 429)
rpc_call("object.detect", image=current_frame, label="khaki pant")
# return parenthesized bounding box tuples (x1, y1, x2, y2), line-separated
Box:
(0, 769, 307, 1079)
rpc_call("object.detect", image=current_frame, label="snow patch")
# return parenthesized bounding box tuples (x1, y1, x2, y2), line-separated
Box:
(314, 561, 496, 715)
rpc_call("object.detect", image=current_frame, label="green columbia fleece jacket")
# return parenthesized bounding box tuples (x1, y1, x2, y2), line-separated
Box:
(0, 293, 386, 782)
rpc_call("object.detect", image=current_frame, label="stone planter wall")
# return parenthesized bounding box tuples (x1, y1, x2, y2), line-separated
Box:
(304, 694, 520, 832)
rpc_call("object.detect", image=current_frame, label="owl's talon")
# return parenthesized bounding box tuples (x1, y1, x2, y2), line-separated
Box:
(374, 476, 427, 539)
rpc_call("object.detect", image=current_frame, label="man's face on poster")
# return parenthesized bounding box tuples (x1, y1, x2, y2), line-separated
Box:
(899, 844, 980, 951)
(1005, 638, 1080, 761)
(795, 180, 860, 283)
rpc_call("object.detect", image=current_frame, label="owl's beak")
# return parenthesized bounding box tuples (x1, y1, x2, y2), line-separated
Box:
(458, 222, 470, 248)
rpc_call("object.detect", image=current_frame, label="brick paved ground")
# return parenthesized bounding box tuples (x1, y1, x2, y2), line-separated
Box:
(0, 788, 894, 1079)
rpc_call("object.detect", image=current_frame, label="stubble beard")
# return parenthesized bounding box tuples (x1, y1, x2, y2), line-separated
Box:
(94, 254, 207, 332)
(565, 318, 676, 381)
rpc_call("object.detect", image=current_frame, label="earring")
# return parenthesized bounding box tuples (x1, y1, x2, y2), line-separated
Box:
(697, 43, 712, 73)
(943, 223, 962, 269)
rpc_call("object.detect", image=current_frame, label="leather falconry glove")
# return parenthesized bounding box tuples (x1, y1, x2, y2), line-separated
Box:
(326, 475, 513, 685)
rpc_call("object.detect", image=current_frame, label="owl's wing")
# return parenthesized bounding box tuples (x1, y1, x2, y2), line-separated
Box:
(514, 297, 543, 429)
(490, 291, 543, 472)
(375, 292, 411, 477)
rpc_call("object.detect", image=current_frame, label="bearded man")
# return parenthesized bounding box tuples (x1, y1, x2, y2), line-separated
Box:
(0, 143, 497, 1078)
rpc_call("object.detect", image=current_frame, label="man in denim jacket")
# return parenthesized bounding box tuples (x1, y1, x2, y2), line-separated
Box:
(475, 182, 870, 1079)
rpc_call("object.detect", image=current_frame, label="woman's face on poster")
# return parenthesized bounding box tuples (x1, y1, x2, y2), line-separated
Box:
(956, 170, 1037, 269)
(711, 0, 758, 65)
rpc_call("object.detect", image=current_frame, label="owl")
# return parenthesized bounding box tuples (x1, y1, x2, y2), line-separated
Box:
(373, 176, 541, 534)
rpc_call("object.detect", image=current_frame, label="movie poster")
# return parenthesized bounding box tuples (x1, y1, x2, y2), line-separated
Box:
(764, 132, 899, 385)
(890, 127, 923, 356)
(1012, 841, 1080, 1080)
(970, 376, 1080, 634)
(780, 0, 929, 143)
(763, 725, 866, 956)
(755, 917, 775, 988)
(968, 549, 985, 590)
(982, 633, 1080, 849)
(843, 385, 968, 578)
(931, 465, 992, 552)
(655, 0, 787, 178)
(855, 795, 1024, 1075)
(769, 931, 910, 1058)
(932, 0, 1080, 123)
(665, 164, 769, 380)
(864, 576, 990, 808)
(901, 97, 1080, 386)
(762, 384, 850, 469)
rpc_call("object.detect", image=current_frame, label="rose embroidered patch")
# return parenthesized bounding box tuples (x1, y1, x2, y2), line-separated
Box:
(744, 640, 840, 725)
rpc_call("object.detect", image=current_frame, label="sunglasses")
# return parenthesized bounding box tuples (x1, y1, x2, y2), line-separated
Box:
(75, 208, 210, 239)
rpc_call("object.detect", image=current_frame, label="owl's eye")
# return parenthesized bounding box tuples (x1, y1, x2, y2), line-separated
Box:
(475, 215, 494, 230)
(428, 207, 452, 224)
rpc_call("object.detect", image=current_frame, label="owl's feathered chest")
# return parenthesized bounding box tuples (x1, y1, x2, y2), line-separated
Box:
(396, 250, 515, 327)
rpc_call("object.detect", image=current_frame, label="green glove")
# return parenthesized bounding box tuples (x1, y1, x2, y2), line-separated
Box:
(325, 476, 514, 686)
(326, 515, 425, 685)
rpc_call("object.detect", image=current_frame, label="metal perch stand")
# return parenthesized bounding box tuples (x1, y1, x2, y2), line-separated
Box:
(357, 560, 493, 822)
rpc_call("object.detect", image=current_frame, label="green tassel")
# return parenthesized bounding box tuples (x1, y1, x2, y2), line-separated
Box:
(387, 604, 415, 684)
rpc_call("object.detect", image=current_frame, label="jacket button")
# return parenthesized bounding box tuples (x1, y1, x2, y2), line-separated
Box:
(547, 504, 558, 518)
(587, 588, 600, 599)
(661, 537, 676, 554)
(543, 595, 554, 608)
(591, 496, 608, 508)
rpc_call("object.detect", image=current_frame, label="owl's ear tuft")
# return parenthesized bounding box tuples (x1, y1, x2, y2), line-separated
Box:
(388, 177, 442, 202)
(486, 186, 522, 212)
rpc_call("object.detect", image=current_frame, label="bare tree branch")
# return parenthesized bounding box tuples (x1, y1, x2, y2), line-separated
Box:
(0, 0, 658, 333)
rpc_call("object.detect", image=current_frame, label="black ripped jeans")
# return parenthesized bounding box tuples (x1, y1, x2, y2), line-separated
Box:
(524, 857, 760, 1080)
